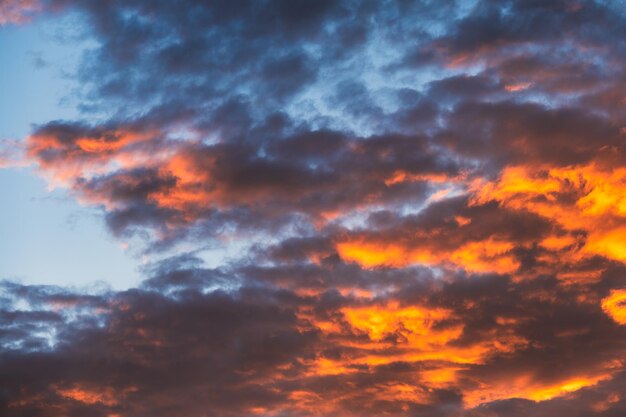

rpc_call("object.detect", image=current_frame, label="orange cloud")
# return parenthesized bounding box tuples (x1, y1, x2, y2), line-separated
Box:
(464, 371, 614, 407)
(148, 151, 216, 218)
(337, 236, 519, 274)
(298, 296, 624, 409)
(602, 289, 626, 325)
(341, 302, 457, 345)
(471, 163, 626, 264)
(306, 301, 527, 384)
(384, 171, 461, 186)
(57, 387, 118, 406)
(505, 82, 532, 92)
(27, 128, 158, 186)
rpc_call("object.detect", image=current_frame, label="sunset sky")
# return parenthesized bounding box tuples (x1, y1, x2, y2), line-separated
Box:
(2, 1, 626, 416)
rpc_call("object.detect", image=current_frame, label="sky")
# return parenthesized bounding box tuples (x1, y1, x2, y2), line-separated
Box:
(2, 0, 626, 416)
(0, 11, 142, 288)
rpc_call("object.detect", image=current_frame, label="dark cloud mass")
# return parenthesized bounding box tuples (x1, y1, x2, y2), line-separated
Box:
(3, 0, 626, 416)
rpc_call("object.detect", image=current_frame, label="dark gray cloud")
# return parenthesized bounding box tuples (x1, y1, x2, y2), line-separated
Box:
(3, 260, 626, 416)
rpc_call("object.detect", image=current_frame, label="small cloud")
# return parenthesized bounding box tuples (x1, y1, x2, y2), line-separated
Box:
(505, 82, 532, 92)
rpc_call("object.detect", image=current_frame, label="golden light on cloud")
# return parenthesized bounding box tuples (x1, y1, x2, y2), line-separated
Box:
(464, 372, 613, 408)
(306, 301, 528, 389)
(586, 227, 626, 263)
(57, 387, 118, 406)
(296, 276, 626, 408)
(539, 234, 578, 251)
(342, 302, 455, 343)
(298, 300, 618, 410)
(336, 241, 427, 269)
(472, 163, 626, 265)
(602, 289, 626, 325)
(337, 236, 519, 273)
(449, 238, 518, 274)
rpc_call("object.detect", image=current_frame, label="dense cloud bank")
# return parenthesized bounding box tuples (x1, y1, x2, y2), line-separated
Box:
(3, 260, 626, 416)
(3, 0, 626, 415)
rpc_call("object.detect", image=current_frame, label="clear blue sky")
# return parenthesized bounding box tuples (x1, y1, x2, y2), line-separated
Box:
(0, 14, 141, 289)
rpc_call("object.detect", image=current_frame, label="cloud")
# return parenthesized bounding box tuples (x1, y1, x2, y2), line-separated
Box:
(26, 122, 461, 244)
(5, 0, 626, 416)
(0, 0, 40, 25)
(472, 163, 626, 266)
(3, 258, 626, 416)
(602, 289, 626, 325)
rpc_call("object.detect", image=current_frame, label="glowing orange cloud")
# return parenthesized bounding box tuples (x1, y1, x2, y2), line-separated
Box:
(297, 298, 623, 409)
(26, 129, 158, 186)
(55, 384, 138, 410)
(464, 371, 614, 407)
(341, 302, 456, 344)
(337, 236, 519, 274)
(471, 163, 626, 264)
(602, 289, 626, 325)
(57, 387, 118, 406)
(304, 301, 527, 383)
(147, 151, 216, 219)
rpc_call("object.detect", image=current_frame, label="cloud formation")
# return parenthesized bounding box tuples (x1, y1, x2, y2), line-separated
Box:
(4, 0, 626, 416)
(3, 260, 626, 416)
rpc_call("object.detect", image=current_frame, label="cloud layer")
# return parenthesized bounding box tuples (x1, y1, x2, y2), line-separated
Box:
(3, 0, 626, 416)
